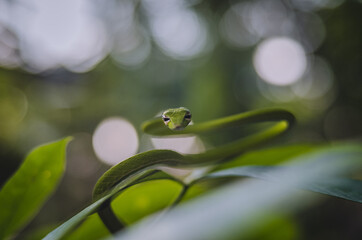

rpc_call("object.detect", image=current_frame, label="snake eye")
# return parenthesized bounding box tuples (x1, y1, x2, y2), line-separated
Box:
(184, 114, 191, 120)
(163, 117, 170, 122)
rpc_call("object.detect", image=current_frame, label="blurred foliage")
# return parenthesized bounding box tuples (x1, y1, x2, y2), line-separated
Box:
(0, 0, 361, 239)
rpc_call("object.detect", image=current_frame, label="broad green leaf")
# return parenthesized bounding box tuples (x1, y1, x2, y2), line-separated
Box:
(180, 144, 321, 202)
(112, 179, 183, 224)
(44, 170, 178, 240)
(207, 166, 362, 203)
(113, 144, 362, 240)
(214, 144, 317, 171)
(0, 137, 72, 240)
(207, 144, 362, 203)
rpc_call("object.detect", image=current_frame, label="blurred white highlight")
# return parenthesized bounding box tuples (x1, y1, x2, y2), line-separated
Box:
(253, 37, 307, 86)
(93, 117, 139, 165)
(144, 0, 208, 60)
(0, 0, 108, 72)
(220, 2, 259, 48)
(292, 57, 334, 99)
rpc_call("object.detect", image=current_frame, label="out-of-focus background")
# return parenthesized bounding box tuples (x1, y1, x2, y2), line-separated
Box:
(0, 0, 361, 239)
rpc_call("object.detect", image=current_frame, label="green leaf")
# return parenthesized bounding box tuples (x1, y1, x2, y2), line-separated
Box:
(207, 167, 362, 203)
(206, 144, 362, 203)
(113, 144, 362, 240)
(112, 179, 183, 224)
(214, 144, 317, 171)
(0, 137, 72, 240)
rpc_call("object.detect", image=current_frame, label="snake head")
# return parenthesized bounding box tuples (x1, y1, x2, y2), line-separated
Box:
(162, 107, 192, 130)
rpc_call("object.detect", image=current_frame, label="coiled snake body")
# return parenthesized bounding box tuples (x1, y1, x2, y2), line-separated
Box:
(93, 108, 295, 234)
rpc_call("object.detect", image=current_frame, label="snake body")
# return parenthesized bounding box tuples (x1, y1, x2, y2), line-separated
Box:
(93, 108, 295, 233)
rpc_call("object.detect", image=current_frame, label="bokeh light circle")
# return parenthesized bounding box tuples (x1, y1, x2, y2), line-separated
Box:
(111, 30, 151, 69)
(93, 117, 139, 165)
(292, 56, 334, 99)
(219, 2, 259, 49)
(253, 37, 307, 86)
(149, 9, 208, 60)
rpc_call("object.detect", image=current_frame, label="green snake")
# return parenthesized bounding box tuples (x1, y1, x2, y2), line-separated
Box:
(93, 108, 295, 234)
